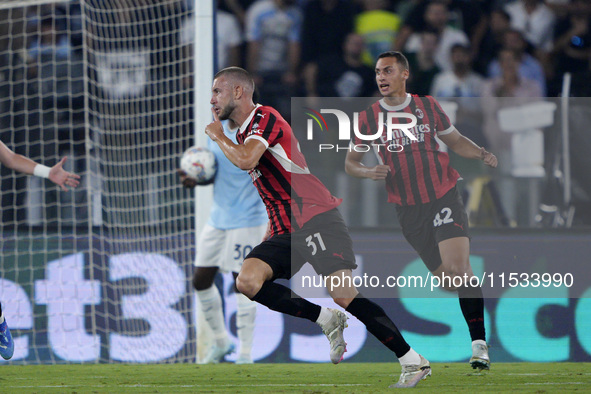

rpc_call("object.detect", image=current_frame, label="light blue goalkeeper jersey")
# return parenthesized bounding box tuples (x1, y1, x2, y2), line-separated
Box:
(207, 121, 268, 230)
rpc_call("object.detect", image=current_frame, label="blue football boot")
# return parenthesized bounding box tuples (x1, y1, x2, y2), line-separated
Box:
(0, 316, 14, 360)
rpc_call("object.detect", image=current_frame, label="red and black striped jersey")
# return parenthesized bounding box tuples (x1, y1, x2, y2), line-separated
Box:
(237, 104, 341, 236)
(353, 94, 460, 206)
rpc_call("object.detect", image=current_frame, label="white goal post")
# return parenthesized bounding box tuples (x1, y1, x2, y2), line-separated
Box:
(0, 0, 214, 363)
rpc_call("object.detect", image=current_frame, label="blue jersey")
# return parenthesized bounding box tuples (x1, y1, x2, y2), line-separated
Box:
(207, 121, 268, 230)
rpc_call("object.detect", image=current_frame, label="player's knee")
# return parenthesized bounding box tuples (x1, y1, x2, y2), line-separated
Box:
(235, 272, 262, 299)
(440, 254, 471, 274)
(436, 265, 469, 291)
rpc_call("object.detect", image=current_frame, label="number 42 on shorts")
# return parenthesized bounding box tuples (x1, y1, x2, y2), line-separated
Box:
(433, 207, 454, 227)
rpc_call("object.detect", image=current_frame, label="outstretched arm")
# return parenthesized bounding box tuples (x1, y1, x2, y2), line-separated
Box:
(205, 108, 266, 170)
(439, 129, 498, 168)
(0, 141, 80, 190)
(344, 149, 390, 180)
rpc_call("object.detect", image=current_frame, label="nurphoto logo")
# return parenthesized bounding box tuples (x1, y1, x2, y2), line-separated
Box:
(304, 107, 419, 153)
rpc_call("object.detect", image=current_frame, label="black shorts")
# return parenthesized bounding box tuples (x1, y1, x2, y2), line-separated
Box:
(245, 208, 357, 280)
(396, 186, 470, 272)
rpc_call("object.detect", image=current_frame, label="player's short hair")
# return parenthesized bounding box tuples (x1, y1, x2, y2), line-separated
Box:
(377, 51, 409, 71)
(214, 67, 255, 95)
(253, 86, 260, 103)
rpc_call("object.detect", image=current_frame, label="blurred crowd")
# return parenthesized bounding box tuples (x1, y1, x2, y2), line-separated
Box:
(203, 0, 591, 104)
(202, 0, 591, 226)
(3, 0, 590, 128)
(1, 0, 591, 226)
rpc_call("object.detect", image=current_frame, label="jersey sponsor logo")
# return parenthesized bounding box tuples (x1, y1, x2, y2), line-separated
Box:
(379, 123, 430, 143)
(250, 123, 263, 135)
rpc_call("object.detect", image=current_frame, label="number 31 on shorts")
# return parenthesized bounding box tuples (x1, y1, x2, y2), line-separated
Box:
(306, 232, 326, 255)
(433, 207, 454, 227)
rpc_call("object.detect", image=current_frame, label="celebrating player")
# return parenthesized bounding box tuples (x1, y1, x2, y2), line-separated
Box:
(0, 140, 80, 360)
(179, 119, 268, 364)
(344, 51, 497, 370)
(204, 66, 430, 388)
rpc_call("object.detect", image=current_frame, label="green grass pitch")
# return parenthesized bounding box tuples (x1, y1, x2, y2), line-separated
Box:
(1, 362, 589, 393)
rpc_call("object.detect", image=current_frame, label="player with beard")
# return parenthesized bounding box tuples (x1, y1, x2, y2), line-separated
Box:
(204, 66, 431, 388)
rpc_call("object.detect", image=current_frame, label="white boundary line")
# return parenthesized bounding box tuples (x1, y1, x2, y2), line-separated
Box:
(8, 383, 372, 388)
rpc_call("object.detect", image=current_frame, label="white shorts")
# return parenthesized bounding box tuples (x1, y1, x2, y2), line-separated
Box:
(195, 223, 267, 273)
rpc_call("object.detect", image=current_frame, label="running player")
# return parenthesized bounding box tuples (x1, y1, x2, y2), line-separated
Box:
(204, 66, 430, 388)
(344, 51, 497, 370)
(0, 140, 80, 360)
(179, 119, 267, 364)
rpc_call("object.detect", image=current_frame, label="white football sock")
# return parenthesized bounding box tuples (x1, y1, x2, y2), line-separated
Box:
(398, 348, 421, 366)
(196, 286, 229, 348)
(236, 293, 256, 358)
(315, 307, 333, 327)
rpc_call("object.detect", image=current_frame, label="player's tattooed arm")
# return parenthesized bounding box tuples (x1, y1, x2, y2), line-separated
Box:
(345, 150, 390, 180)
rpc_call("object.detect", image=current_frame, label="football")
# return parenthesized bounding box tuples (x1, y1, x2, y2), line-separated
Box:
(180, 146, 217, 185)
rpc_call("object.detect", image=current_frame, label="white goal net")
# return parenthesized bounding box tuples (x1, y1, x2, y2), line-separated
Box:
(0, 0, 199, 363)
